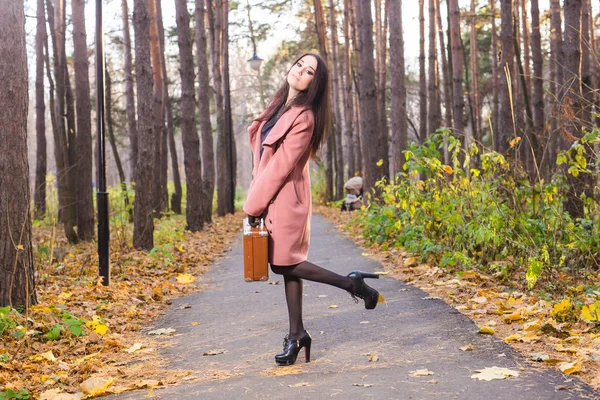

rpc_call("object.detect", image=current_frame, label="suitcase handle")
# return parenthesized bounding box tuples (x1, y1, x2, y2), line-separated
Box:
(243, 217, 268, 236)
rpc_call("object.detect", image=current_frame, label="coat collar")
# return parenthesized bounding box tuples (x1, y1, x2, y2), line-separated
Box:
(248, 105, 310, 147)
(262, 105, 310, 147)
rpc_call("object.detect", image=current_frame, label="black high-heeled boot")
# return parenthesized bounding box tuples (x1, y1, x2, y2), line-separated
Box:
(275, 331, 312, 366)
(347, 270, 380, 310)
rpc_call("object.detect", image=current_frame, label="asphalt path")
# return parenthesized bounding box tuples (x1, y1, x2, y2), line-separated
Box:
(105, 214, 597, 400)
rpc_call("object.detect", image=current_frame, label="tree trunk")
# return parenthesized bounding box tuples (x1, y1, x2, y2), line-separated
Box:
(43, 4, 58, 204)
(354, 0, 382, 193)
(449, 0, 465, 138)
(419, 0, 427, 140)
(106, 69, 132, 218)
(148, 0, 166, 216)
(35, 0, 47, 220)
(155, 0, 181, 214)
(349, 0, 363, 175)
(375, 0, 390, 178)
(490, 0, 500, 140)
(64, 41, 78, 227)
(176, 0, 204, 230)
(155, 0, 173, 214)
(436, 0, 452, 129)
(562, 0, 589, 219)
(132, 0, 155, 249)
(521, 0, 533, 114)
(206, 0, 227, 216)
(121, 0, 138, 183)
(581, 0, 592, 127)
(428, 0, 441, 135)
(389, 0, 408, 176)
(342, 0, 356, 176)
(329, 0, 345, 197)
(589, 0, 599, 127)
(221, 0, 236, 214)
(469, 0, 481, 144)
(313, 0, 334, 201)
(0, 0, 37, 308)
(72, 0, 94, 241)
(514, 0, 528, 168)
(530, 0, 545, 173)
(590, 0, 600, 128)
(549, 0, 564, 167)
(195, 0, 215, 223)
(166, 102, 182, 214)
(496, 0, 516, 154)
(48, 0, 77, 243)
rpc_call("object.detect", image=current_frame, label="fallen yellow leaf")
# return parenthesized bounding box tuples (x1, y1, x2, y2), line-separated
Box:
(80, 376, 116, 396)
(504, 312, 523, 322)
(329, 304, 339, 309)
(478, 326, 495, 335)
(523, 319, 542, 331)
(31, 350, 57, 363)
(409, 369, 433, 377)
(288, 382, 312, 388)
(176, 273, 196, 284)
(471, 366, 520, 381)
(125, 343, 145, 353)
(504, 334, 522, 343)
(555, 344, 578, 353)
(552, 299, 571, 317)
(86, 315, 109, 335)
(507, 296, 523, 308)
(581, 301, 600, 322)
(558, 359, 583, 375)
(30, 305, 53, 313)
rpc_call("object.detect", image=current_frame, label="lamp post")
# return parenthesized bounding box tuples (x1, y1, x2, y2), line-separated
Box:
(247, 52, 265, 109)
(96, 0, 109, 285)
(246, 1, 266, 109)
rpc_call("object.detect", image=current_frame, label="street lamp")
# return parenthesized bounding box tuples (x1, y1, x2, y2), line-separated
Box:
(247, 52, 266, 109)
(247, 52, 263, 71)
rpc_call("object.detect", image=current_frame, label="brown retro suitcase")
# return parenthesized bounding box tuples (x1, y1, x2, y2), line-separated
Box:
(243, 219, 269, 282)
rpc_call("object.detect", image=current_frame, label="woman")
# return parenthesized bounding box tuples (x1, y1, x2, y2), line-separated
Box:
(243, 53, 381, 366)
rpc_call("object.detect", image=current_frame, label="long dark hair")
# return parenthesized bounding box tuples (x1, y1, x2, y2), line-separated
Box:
(256, 53, 331, 157)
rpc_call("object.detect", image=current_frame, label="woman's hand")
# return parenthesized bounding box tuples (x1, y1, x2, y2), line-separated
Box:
(247, 214, 261, 228)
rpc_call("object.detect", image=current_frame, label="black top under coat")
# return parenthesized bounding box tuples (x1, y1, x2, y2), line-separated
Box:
(260, 107, 284, 159)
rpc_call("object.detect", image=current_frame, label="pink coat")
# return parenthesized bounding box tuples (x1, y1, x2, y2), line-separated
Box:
(243, 106, 314, 266)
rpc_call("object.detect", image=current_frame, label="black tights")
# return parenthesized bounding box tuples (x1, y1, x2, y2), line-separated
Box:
(270, 261, 355, 340)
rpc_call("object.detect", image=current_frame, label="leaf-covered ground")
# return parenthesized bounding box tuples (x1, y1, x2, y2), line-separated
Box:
(0, 212, 243, 399)
(315, 205, 600, 391)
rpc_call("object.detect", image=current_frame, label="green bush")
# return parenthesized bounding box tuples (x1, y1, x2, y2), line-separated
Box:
(353, 129, 600, 291)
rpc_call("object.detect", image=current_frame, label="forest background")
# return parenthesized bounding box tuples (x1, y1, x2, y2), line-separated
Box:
(2, 0, 600, 396)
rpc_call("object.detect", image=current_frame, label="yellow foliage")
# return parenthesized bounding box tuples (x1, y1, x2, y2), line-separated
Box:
(558, 359, 583, 375)
(552, 299, 571, 317)
(86, 315, 109, 335)
(80, 376, 116, 395)
(478, 326, 495, 334)
(580, 301, 600, 322)
(503, 312, 523, 322)
(506, 296, 523, 308)
(509, 136, 522, 148)
(176, 273, 196, 284)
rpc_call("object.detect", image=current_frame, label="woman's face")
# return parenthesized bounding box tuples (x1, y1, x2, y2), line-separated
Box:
(287, 55, 318, 93)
